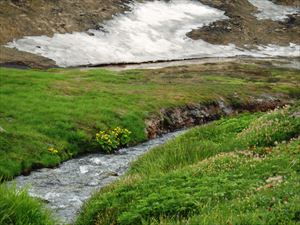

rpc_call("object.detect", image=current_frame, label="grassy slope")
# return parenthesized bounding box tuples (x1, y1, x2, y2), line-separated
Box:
(0, 63, 299, 179)
(76, 103, 300, 225)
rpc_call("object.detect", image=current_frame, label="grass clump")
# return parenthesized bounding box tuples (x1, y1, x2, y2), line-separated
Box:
(76, 103, 300, 225)
(238, 104, 300, 147)
(0, 183, 55, 225)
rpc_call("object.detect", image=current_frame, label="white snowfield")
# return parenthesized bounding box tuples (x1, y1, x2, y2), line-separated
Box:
(6, 0, 300, 67)
(248, 0, 299, 21)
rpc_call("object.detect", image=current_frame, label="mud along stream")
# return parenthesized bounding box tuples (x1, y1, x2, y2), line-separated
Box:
(10, 130, 186, 224)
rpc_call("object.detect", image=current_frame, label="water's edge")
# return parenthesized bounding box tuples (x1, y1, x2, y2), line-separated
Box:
(10, 97, 289, 224)
(11, 130, 186, 224)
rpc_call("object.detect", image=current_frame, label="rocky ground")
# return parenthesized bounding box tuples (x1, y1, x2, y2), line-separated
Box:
(0, 0, 299, 68)
(188, 0, 300, 47)
(271, 0, 300, 6)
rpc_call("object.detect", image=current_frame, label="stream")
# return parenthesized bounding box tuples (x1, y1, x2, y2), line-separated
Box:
(11, 130, 186, 224)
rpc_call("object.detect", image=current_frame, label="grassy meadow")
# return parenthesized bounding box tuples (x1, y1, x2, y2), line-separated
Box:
(76, 103, 300, 225)
(0, 62, 299, 224)
(0, 63, 300, 179)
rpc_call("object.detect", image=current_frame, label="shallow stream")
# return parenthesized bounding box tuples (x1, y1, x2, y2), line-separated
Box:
(12, 130, 186, 224)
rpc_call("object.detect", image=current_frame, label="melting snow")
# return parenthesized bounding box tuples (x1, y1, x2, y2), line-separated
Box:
(248, 0, 299, 21)
(6, 0, 300, 67)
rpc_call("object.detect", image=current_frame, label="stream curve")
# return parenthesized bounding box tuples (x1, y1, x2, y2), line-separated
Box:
(11, 130, 186, 224)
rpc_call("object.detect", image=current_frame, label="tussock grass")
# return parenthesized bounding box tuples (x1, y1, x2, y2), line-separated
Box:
(0, 183, 55, 225)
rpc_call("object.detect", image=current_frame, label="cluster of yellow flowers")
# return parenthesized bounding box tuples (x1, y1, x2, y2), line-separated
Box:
(95, 127, 131, 153)
(48, 147, 59, 154)
(96, 131, 111, 143)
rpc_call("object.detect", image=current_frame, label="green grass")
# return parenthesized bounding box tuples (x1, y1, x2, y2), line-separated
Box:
(0, 183, 55, 225)
(0, 63, 299, 179)
(76, 103, 300, 225)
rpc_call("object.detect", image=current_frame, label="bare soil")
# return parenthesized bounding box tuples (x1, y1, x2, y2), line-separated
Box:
(188, 0, 300, 47)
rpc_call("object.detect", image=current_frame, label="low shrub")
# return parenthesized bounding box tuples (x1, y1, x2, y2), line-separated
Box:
(95, 127, 131, 153)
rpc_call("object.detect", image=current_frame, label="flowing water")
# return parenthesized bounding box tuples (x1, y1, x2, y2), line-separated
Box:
(6, 0, 300, 67)
(11, 130, 186, 224)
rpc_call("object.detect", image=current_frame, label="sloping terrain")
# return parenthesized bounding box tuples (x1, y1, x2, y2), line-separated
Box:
(0, 0, 129, 44)
(76, 104, 300, 225)
(188, 0, 300, 47)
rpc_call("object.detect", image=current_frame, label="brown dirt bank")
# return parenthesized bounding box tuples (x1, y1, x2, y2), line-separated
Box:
(145, 96, 290, 139)
(188, 0, 300, 47)
(144, 61, 298, 138)
(0, 46, 56, 68)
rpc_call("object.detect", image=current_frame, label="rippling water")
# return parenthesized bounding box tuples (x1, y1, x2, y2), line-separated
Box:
(6, 0, 300, 67)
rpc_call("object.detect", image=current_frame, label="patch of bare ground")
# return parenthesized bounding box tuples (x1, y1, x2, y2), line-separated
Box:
(145, 97, 287, 138)
(188, 0, 300, 47)
(271, 0, 300, 7)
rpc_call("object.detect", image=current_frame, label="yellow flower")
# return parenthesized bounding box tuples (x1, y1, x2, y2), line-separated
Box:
(48, 147, 59, 154)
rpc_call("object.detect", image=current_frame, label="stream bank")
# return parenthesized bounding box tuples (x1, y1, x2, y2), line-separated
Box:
(11, 96, 289, 223)
(12, 130, 186, 224)
(145, 96, 287, 138)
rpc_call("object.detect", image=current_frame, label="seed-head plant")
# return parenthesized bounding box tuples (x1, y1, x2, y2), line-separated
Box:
(238, 105, 300, 147)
